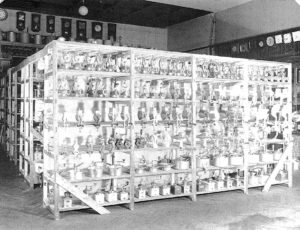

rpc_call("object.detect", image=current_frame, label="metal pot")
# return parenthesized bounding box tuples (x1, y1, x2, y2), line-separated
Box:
(148, 165, 159, 173)
(248, 172, 258, 185)
(229, 155, 244, 166)
(95, 167, 103, 177)
(196, 156, 210, 168)
(175, 158, 190, 170)
(213, 156, 229, 167)
(108, 165, 122, 176)
(159, 163, 172, 171)
(34, 34, 42, 45)
(8, 31, 16, 42)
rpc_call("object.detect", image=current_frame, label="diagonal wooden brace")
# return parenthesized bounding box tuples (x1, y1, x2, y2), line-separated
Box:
(262, 143, 292, 192)
(55, 174, 110, 215)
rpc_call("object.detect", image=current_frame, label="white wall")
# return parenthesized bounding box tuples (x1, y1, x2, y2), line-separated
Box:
(0, 9, 168, 50)
(167, 14, 213, 52)
(215, 0, 300, 44)
(167, 0, 300, 51)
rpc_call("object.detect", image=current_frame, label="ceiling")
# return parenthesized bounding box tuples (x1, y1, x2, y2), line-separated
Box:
(0, 0, 211, 28)
(148, 0, 254, 12)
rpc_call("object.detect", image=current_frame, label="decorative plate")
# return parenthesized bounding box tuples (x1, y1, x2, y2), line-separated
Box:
(266, 36, 275, 46)
(283, 33, 292, 43)
(275, 35, 283, 44)
(258, 41, 264, 48)
(0, 8, 8, 21)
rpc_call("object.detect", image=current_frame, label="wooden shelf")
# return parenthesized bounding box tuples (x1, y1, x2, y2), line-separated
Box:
(133, 73, 191, 81)
(248, 180, 289, 188)
(135, 193, 192, 202)
(0, 40, 44, 49)
(57, 69, 130, 78)
(196, 186, 244, 195)
(195, 78, 243, 83)
(57, 200, 131, 212)
(135, 169, 192, 177)
(66, 173, 131, 183)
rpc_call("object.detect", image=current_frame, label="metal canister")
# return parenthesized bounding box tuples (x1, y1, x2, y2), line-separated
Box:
(8, 31, 16, 42)
(35, 34, 42, 44)
(20, 32, 29, 43)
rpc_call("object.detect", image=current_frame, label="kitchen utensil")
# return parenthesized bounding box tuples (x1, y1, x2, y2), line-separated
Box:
(175, 157, 190, 170)
(108, 165, 122, 176)
(213, 156, 229, 167)
(196, 156, 210, 169)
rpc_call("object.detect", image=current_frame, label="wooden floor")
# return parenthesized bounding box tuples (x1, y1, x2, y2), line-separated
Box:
(1, 152, 300, 230)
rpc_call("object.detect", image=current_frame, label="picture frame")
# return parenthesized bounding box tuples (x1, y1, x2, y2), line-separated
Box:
(31, 13, 41, 32)
(46, 15, 55, 34)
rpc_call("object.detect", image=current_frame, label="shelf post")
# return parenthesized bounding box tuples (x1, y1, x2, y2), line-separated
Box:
(129, 50, 135, 211)
(243, 61, 249, 195)
(287, 63, 293, 188)
(190, 55, 197, 202)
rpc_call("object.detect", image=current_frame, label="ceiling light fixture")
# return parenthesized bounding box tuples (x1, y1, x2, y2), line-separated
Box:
(78, 0, 88, 16)
(295, 0, 300, 5)
(0, 0, 5, 4)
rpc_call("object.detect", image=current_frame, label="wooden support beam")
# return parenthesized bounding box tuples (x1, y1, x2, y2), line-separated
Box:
(262, 143, 292, 192)
(55, 174, 110, 215)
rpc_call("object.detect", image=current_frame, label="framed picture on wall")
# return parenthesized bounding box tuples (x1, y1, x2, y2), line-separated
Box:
(16, 11, 26, 31)
(46, 15, 55, 34)
(108, 23, 116, 41)
(76, 20, 87, 41)
(31, 14, 41, 32)
(61, 18, 72, 39)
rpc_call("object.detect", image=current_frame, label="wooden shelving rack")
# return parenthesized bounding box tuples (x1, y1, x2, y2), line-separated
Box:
(9, 41, 293, 220)
(0, 58, 10, 153)
(9, 58, 44, 187)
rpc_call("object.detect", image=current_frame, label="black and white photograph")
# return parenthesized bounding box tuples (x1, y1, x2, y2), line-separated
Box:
(0, 0, 300, 229)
